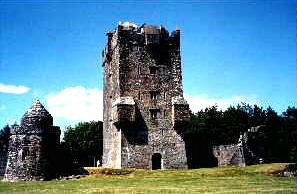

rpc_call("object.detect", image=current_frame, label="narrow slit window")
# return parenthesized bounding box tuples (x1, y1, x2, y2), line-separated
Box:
(22, 147, 29, 160)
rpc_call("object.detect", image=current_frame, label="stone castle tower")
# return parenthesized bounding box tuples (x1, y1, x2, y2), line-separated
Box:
(4, 100, 60, 181)
(102, 22, 189, 169)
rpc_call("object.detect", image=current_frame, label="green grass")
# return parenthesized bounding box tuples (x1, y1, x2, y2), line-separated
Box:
(0, 163, 296, 194)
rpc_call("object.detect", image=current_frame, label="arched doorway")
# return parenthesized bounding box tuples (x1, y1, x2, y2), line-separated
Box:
(152, 153, 162, 170)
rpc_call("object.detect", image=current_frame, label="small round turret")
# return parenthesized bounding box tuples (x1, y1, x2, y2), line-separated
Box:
(4, 99, 60, 181)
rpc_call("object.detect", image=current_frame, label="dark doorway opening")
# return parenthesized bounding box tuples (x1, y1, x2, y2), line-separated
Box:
(152, 153, 162, 170)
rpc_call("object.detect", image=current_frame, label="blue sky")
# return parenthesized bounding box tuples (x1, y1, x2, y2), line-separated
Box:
(0, 1, 296, 131)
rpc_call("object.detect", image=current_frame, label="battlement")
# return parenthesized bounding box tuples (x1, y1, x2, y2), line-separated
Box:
(102, 22, 180, 66)
(116, 21, 179, 40)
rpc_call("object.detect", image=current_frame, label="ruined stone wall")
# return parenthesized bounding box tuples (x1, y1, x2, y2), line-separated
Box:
(213, 126, 265, 167)
(213, 144, 245, 167)
(102, 23, 189, 169)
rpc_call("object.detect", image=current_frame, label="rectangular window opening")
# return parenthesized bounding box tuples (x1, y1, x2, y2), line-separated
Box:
(150, 91, 160, 100)
(150, 109, 160, 119)
(149, 66, 158, 75)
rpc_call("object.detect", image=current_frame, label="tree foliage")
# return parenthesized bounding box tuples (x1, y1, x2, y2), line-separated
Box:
(62, 121, 103, 167)
(0, 125, 10, 150)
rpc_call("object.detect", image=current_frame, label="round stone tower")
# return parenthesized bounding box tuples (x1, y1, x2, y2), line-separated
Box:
(4, 100, 60, 181)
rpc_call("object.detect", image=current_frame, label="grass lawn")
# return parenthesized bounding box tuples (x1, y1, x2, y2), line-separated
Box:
(0, 163, 296, 194)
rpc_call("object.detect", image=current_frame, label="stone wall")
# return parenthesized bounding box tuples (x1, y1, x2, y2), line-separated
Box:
(213, 144, 245, 166)
(102, 22, 189, 169)
(213, 126, 264, 167)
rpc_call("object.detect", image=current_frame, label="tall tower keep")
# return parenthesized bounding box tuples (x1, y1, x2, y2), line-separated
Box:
(102, 22, 189, 169)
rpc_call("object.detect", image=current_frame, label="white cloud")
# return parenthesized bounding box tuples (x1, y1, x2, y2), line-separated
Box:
(0, 83, 30, 94)
(46, 86, 259, 126)
(46, 86, 103, 122)
(185, 93, 259, 113)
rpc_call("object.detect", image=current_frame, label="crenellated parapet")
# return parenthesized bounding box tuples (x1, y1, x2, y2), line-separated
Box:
(102, 22, 181, 66)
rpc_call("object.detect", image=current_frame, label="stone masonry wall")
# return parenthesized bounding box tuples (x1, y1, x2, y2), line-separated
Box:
(213, 144, 245, 166)
(102, 30, 121, 168)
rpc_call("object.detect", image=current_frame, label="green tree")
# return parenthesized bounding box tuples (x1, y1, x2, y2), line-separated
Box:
(261, 106, 282, 162)
(62, 121, 103, 167)
(185, 106, 223, 168)
(222, 105, 249, 144)
(282, 107, 297, 162)
(0, 125, 10, 150)
(250, 105, 266, 127)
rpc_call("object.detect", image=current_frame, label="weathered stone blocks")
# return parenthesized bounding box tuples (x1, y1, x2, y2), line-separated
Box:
(213, 144, 245, 166)
(112, 97, 135, 125)
(172, 96, 190, 126)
